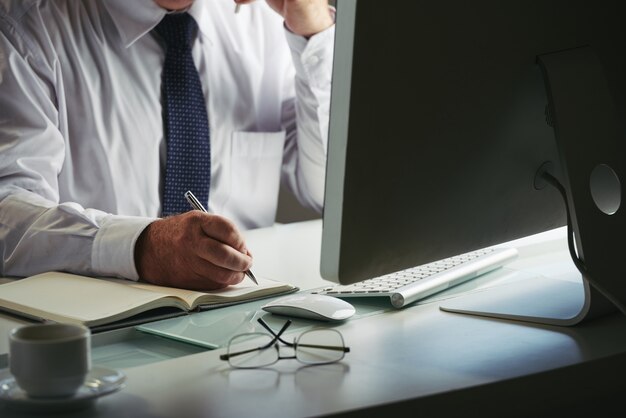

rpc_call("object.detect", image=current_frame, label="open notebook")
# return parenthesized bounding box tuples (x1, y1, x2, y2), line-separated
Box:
(0, 272, 297, 331)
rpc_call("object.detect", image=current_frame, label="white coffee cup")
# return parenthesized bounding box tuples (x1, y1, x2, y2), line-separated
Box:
(9, 323, 91, 398)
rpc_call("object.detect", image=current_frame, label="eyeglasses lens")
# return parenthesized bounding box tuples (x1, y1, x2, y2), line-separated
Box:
(228, 333, 278, 368)
(296, 329, 346, 364)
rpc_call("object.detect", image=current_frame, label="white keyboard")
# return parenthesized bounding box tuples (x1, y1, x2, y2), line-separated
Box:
(313, 247, 519, 308)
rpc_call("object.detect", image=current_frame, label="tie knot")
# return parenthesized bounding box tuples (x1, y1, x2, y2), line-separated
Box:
(155, 13, 197, 48)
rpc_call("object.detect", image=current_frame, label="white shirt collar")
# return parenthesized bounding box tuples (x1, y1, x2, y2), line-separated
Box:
(102, 0, 211, 48)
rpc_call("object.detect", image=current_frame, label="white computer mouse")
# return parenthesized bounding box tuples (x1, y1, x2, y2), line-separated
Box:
(262, 293, 356, 322)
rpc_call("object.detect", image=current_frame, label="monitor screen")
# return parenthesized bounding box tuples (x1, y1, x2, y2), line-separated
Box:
(320, 0, 626, 313)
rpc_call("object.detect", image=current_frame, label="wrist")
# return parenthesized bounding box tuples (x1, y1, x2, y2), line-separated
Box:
(285, 7, 334, 38)
(134, 220, 159, 279)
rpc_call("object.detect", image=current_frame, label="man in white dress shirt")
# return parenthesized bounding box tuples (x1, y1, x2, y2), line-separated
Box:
(0, 0, 334, 289)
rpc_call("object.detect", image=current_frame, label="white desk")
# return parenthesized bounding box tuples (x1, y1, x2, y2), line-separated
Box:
(2, 220, 626, 417)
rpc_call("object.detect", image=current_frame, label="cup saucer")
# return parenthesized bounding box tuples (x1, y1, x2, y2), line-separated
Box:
(0, 366, 126, 413)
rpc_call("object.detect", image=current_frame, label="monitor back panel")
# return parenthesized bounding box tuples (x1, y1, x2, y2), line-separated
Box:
(321, 0, 626, 284)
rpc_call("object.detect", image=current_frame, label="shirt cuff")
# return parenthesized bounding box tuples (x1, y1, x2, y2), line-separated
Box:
(284, 19, 335, 91)
(91, 215, 156, 281)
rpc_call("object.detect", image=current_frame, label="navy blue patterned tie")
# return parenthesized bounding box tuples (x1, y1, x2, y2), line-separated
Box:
(156, 13, 211, 217)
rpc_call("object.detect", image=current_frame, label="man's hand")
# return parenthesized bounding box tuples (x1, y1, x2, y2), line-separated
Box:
(134, 211, 252, 290)
(235, 0, 334, 38)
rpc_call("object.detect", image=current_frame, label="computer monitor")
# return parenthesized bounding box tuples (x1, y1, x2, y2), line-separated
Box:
(321, 1, 626, 325)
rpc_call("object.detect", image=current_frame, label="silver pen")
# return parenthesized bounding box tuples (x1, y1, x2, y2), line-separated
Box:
(184, 190, 259, 285)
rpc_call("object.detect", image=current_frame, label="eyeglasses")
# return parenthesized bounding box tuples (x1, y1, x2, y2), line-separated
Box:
(220, 318, 350, 369)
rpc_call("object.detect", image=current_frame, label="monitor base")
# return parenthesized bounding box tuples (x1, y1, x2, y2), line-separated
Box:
(439, 274, 616, 326)
(440, 46, 626, 326)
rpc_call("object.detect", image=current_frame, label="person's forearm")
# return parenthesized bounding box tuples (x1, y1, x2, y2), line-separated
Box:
(0, 191, 153, 279)
(281, 24, 335, 211)
(0, 191, 96, 277)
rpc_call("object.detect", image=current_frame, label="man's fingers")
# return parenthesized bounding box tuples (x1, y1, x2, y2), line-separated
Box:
(195, 237, 253, 272)
(197, 213, 247, 252)
(135, 211, 253, 290)
(183, 263, 246, 290)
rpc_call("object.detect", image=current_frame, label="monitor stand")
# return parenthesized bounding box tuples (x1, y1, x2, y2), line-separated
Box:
(439, 274, 615, 326)
(441, 46, 626, 326)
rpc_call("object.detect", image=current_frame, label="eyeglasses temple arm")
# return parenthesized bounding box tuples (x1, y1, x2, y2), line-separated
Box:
(220, 345, 267, 361)
(257, 317, 293, 346)
(296, 343, 351, 353)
